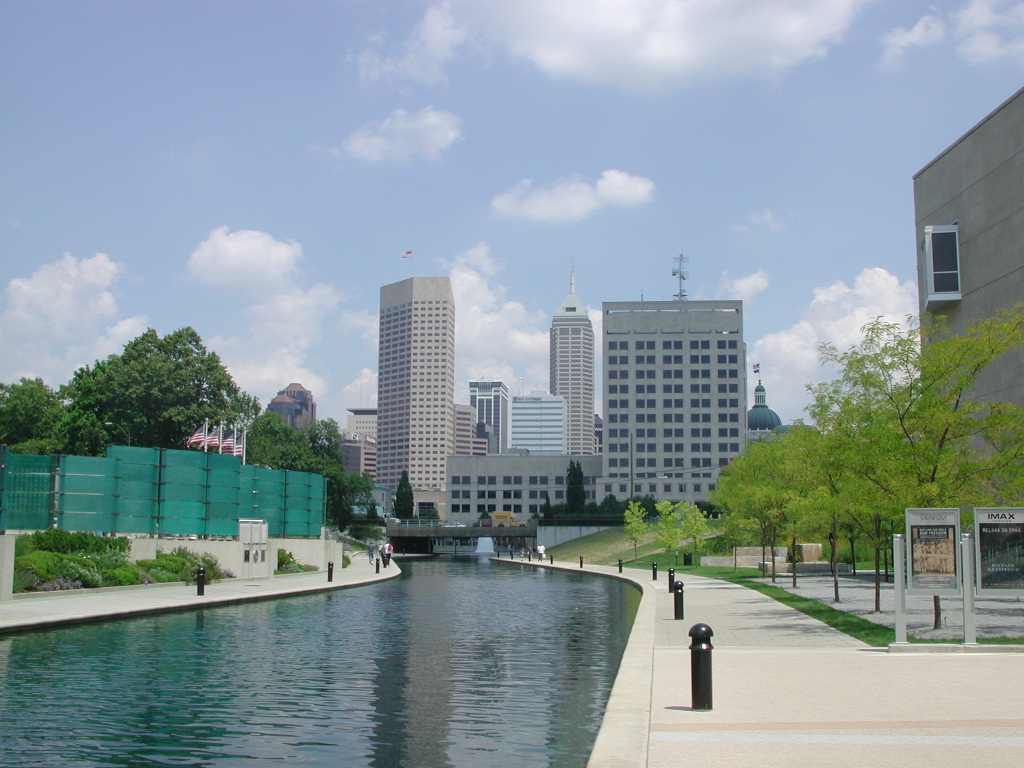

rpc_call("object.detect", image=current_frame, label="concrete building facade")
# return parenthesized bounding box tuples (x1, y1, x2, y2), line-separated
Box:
(914, 85, 1024, 411)
(550, 270, 596, 455)
(376, 277, 456, 493)
(510, 392, 567, 455)
(446, 454, 603, 523)
(601, 299, 746, 504)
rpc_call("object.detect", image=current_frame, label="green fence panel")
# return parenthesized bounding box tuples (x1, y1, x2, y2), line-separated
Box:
(160, 517, 199, 536)
(206, 453, 240, 471)
(116, 498, 157, 518)
(61, 474, 117, 496)
(206, 518, 236, 537)
(162, 465, 208, 486)
(107, 446, 162, 465)
(58, 494, 115, 514)
(208, 469, 239, 489)
(115, 515, 157, 535)
(113, 461, 160, 483)
(57, 512, 116, 531)
(1, 505, 50, 531)
(206, 485, 238, 505)
(162, 484, 207, 503)
(60, 455, 114, 475)
(115, 480, 156, 500)
(164, 449, 207, 469)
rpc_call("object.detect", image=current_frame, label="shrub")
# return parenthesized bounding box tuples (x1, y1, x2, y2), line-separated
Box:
(13, 567, 37, 592)
(142, 567, 180, 583)
(15, 550, 63, 582)
(170, 547, 223, 583)
(101, 566, 144, 587)
(56, 558, 103, 588)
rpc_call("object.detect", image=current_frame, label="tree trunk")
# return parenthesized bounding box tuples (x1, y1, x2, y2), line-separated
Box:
(850, 535, 857, 575)
(830, 527, 840, 603)
(873, 516, 882, 612)
(791, 533, 798, 588)
(933, 595, 942, 630)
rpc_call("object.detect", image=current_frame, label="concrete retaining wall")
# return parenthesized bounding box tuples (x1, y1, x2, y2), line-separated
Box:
(537, 525, 615, 548)
(129, 537, 344, 578)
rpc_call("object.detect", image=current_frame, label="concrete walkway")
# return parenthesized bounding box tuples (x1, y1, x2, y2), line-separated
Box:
(544, 561, 1024, 768)
(3, 554, 1023, 767)
(0, 553, 399, 635)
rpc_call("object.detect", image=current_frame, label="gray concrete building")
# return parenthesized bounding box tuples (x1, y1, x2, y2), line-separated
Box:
(601, 299, 746, 504)
(914, 85, 1024, 411)
(376, 277, 456, 494)
(446, 453, 603, 524)
(468, 378, 509, 453)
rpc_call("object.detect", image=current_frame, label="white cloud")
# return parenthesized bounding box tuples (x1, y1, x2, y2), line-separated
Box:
(749, 267, 918, 423)
(357, 2, 469, 86)
(717, 269, 770, 303)
(491, 169, 655, 222)
(185, 228, 344, 407)
(0, 252, 149, 385)
(442, 243, 552, 400)
(371, 1, 867, 92)
(880, 1, 1024, 67)
(342, 106, 463, 162)
(734, 208, 788, 233)
(188, 226, 303, 298)
(880, 14, 947, 67)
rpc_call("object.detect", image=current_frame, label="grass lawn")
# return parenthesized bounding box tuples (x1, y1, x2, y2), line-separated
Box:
(545, 525, 1022, 647)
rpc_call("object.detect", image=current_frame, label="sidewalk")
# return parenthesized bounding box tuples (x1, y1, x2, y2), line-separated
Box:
(0, 554, 399, 635)
(526, 560, 1024, 768)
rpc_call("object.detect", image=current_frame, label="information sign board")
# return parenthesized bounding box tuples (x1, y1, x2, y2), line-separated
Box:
(906, 508, 960, 596)
(975, 508, 1024, 596)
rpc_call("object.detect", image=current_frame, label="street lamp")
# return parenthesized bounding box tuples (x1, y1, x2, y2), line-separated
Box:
(104, 422, 131, 446)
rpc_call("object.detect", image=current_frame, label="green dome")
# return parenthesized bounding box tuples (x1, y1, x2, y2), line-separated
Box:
(747, 382, 782, 431)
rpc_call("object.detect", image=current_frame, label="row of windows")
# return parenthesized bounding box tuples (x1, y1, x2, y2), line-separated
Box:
(606, 428, 741, 438)
(608, 457, 725, 468)
(450, 474, 596, 486)
(607, 413, 741, 423)
(608, 369, 740, 380)
(606, 354, 740, 365)
(607, 339, 739, 351)
(607, 398, 741, 410)
(607, 383, 740, 394)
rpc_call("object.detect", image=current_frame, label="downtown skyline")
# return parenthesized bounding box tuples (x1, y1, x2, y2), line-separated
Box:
(3, 2, 1023, 426)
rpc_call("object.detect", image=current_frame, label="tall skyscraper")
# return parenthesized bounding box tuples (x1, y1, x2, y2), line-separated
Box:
(376, 277, 456, 491)
(601, 299, 745, 503)
(468, 378, 509, 453)
(550, 266, 596, 455)
(510, 392, 567, 454)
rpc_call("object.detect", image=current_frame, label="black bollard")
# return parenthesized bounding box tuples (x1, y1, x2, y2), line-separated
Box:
(196, 566, 206, 596)
(327, 561, 334, 582)
(618, 558, 623, 574)
(528, 551, 532, 562)
(652, 562, 658, 581)
(579, 555, 584, 568)
(668, 567, 675, 590)
(673, 581, 684, 620)
(688, 623, 714, 711)
(549, 554, 553, 565)
(375, 557, 380, 574)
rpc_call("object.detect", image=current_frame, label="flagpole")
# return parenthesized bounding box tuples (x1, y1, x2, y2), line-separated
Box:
(203, 420, 209, 452)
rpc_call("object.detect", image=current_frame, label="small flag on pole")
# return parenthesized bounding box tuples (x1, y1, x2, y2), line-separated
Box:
(186, 423, 207, 448)
(753, 363, 760, 374)
(401, 250, 412, 258)
(220, 430, 235, 455)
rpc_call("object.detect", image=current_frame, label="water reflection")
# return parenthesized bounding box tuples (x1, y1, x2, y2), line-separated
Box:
(0, 558, 638, 768)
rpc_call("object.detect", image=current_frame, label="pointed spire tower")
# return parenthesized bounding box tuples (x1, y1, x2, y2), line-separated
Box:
(550, 258, 596, 455)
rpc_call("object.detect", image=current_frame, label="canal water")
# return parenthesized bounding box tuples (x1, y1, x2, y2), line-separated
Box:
(0, 557, 639, 767)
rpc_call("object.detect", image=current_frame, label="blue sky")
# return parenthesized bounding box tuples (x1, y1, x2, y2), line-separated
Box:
(2, 1, 1023, 427)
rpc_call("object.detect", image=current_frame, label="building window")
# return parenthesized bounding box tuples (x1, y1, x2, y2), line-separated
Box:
(924, 224, 961, 309)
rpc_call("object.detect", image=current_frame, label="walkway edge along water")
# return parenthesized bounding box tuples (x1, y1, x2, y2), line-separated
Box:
(0, 555, 399, 636)
(502, 557, 1024, 768)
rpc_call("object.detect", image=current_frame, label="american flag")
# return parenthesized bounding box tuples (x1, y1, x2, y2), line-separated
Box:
(753, 363, 760, 374)
(186, 424, 206, 448)
(220, 430, 235, 455)
(204, 427, 221, 451)
(401, 250, 412, 258)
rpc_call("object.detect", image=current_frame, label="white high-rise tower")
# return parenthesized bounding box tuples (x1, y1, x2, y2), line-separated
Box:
(376, 277, 456, 491)
(550, 263, 596, 455)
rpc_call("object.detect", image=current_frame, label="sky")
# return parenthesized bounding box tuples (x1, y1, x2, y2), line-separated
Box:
(2, 1, 1023, 428)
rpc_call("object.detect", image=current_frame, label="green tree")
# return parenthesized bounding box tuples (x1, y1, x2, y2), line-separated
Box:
(654, 500, 684, 554)
(60, 327, 256, 455)
(0, 377, 66, 454)
(808, 309, 1024, 608)
(678, 502, 711, 560)
(394, 470, 414, 519)
(623, 500, 648, 561)
(566, 460, 585, 517)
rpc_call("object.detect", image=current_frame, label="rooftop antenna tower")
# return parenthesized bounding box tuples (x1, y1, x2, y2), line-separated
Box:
(672, 254, 689, 301)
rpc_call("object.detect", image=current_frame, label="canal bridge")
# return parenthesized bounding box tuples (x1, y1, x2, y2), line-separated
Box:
(386, 519, 537, 555)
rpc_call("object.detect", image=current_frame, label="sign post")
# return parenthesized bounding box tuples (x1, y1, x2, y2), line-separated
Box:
(974, 508, 1024, 597)
(906, 508, 960, 597)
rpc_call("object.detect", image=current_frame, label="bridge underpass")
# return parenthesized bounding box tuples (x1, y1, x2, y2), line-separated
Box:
(386, 519, 537, 555)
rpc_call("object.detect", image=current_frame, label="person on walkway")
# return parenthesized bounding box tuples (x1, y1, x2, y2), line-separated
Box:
(368, 541, 375, 564)
(382, 542, 393, 567)
(537, 544, 546, 561)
